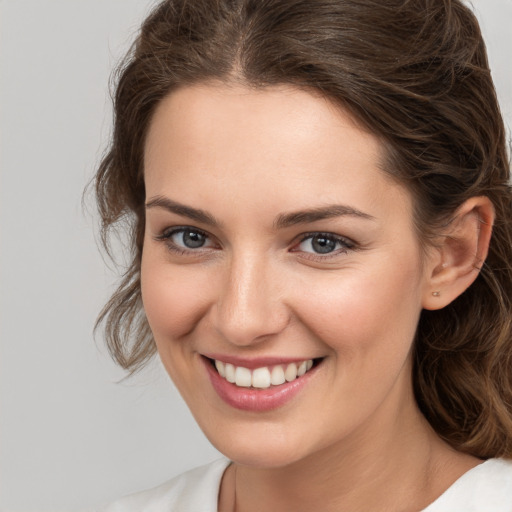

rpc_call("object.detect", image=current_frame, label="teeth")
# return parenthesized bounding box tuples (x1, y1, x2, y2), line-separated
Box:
(215, 360, 226, 377)
(285, 363, 298, 382)
(225, 363, 236, 383)
(297, 361, 307, 376)
(235, 366, 252, 387)
(213, 359, 315, 389)
(252, 367, 271, 388)
(270, 365, 286, 386)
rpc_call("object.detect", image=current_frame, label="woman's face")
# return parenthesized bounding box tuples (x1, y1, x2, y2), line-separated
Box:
(141, 84, 434, 467)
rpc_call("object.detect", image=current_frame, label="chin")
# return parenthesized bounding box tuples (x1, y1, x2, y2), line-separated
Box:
(220, 442, 308, 469)
(200, 421, 317, 468)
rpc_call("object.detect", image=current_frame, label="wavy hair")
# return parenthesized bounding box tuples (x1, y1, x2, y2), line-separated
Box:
(95, 0, 512, 458)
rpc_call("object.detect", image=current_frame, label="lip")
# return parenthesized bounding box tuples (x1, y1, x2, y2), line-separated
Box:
(202, 356, 321, 412)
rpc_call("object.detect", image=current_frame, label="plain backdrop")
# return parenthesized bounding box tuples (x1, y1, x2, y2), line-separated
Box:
(0, 1, 511, 510)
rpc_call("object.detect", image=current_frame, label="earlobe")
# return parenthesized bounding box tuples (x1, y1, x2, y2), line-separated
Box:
(422, 196, 495, 311)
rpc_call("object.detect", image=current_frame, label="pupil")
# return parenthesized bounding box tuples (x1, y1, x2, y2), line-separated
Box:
(312, 235, 336, 254)
(183, 231, 205, 248)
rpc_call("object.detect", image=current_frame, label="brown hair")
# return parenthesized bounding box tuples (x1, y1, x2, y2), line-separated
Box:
(95, 0, 512, 458)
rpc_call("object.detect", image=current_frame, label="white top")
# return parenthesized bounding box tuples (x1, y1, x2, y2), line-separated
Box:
(100, 457, 512, 511)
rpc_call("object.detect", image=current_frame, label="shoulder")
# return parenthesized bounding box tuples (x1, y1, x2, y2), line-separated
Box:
(98, 458, 230, 512)
(423, 458, 512, 512)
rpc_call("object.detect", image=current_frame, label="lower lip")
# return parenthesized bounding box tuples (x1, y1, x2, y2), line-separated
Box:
(203, 357, 319, 412)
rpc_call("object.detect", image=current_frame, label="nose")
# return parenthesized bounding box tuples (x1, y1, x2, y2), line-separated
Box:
(212, 252, 290, 347)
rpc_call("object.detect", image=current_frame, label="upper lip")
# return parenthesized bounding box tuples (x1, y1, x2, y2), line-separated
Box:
(202, 353, 320, 370)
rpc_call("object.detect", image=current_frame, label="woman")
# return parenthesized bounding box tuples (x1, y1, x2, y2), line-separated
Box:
(97, 0, 512, 510)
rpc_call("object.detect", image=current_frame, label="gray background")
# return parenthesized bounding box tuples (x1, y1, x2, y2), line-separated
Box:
(0, 1, 510, 510)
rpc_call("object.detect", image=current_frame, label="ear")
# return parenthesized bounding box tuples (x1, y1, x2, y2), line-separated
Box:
(422, 196, 495, 311)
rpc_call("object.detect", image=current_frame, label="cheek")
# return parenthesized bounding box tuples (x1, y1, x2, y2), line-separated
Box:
(140, 253, 210, 347)
(293, 253, 424, 362)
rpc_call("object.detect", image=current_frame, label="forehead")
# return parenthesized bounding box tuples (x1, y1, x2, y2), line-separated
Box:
(145, 83, 376, 168)
(143, 83, 412, 225)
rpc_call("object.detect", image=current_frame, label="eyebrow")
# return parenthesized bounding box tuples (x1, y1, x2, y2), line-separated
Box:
(145, 196, 375, 229)
(274, 205, 375, 229)
(145, 196, 220, 227)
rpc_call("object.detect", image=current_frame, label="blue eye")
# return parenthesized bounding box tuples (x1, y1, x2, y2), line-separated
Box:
(297, 233, 351, 255)
(172, 229, 208, 249)
(157, 227, 215, 252)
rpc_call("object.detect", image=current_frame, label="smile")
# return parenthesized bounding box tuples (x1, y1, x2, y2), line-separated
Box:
(203, 356, 322, 412)
(201, 354, 325, 413)
(213, 358, 315, 389)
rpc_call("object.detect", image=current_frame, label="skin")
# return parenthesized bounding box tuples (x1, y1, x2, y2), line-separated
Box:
(141, 83, 491, 511)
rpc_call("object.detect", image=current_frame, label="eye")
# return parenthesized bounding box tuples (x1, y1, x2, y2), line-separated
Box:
(155, 227, 216, 252)
(172, 229, 209, 249)
(295, 232, 353, 255)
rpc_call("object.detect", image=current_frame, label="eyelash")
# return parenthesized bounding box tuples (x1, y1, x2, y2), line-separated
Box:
(154, 226, 216, 256)
(154, 227, 356, 259)
(293, 232, 355, 260)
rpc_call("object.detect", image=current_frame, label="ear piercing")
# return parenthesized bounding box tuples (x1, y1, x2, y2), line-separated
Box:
(432, 291, 441, 297)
